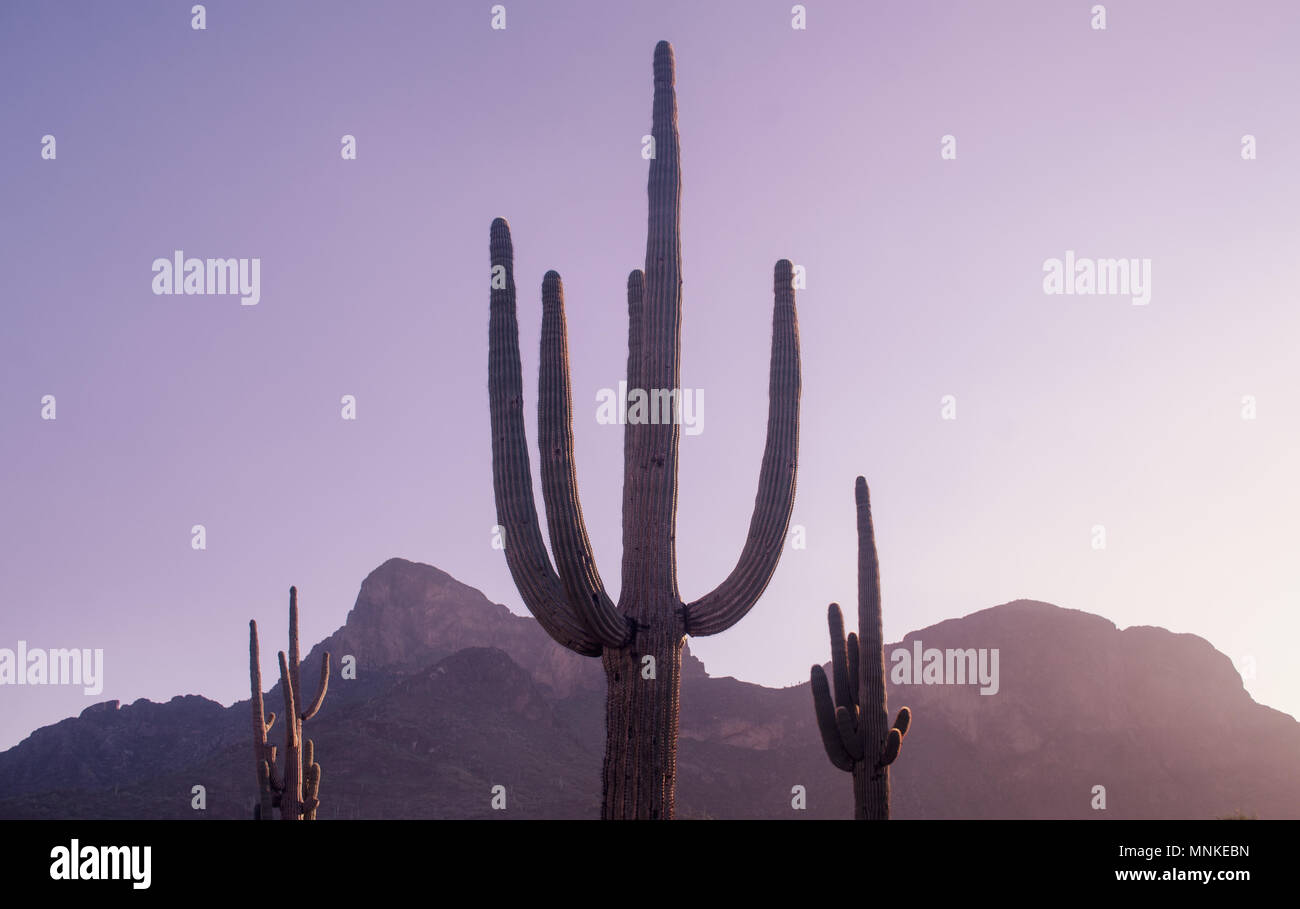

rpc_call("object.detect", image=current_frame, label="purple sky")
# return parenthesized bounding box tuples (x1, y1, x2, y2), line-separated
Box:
(2, 0, 1298, 750)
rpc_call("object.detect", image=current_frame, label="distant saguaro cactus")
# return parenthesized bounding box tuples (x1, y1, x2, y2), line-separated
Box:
(487, 41, 801, 819)
(811, 477, 911, 819)
(249, 586, 330, 820)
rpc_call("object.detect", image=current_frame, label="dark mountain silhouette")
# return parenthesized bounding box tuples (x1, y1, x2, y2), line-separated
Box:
(0, 558, 1295, 819)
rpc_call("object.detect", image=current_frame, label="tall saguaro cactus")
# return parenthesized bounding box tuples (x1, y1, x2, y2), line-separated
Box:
(249, 586, 330, 820)
(487, 40, 801, 819)
(811, 477, 912, 819)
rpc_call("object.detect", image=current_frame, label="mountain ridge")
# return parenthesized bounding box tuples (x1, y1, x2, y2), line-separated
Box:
(0, 557, 1294, 819)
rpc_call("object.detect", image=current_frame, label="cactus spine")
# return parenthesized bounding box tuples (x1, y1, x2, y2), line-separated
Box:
(249, 586, 330, 820)
(487, 40, 801, 819)
(811, 477, 911, 819)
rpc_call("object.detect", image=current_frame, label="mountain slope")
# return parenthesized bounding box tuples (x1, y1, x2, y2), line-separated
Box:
(0, 561, 1295, 819)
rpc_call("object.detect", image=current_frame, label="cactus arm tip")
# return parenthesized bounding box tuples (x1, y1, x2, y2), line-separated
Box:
(878, 727, 903, 768)
(894, 706, 911, 739)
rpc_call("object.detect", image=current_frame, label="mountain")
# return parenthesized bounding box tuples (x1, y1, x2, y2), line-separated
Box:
(0, 558, 1295, 819)
(884, 601, 1300, 819)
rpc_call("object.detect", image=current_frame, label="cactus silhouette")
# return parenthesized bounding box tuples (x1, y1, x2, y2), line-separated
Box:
(249, 586, 330, 820)
(487, 40, 801, 819)
(811, 477, 911, 819)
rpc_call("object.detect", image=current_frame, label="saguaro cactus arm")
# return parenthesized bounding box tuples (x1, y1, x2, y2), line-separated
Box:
(878, 728, 903, 769)
(265, 750, 282, 793)
(621, 269, 645, 556)
(845, 632, 861, 708)
(300, 651, 331, 722)
(249, 620, 276, 818)
(538, 270, 633, 648)
(835, 707, 866, 761)
(812, 603, 868, 765)
(249, 620, 266, 761)
(684, 260, 801, 637)
(277, 651, 299, 748)
(302, 739, 321, 820)
(488, 218, 612, 656)
(810, 666, 854, 771)
(892, 706, 912, 739)
(828, 603, 856, 711)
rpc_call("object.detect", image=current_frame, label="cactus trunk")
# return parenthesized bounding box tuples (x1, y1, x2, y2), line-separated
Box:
(853, 474, 893, 820)
(601, 614, 683, 819)
(621, 41, 683, 603)
(248, 620, 276, 820)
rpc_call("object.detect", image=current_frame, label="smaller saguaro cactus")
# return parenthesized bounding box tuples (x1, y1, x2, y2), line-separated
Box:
(811, 477, 911, 819)
(249, 586, 330, 820)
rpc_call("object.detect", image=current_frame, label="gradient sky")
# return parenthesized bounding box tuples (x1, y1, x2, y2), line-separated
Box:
(2, 0, 1298, 750)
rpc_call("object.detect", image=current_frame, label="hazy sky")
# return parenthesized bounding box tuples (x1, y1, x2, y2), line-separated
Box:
(2, 0, 1298, 750)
